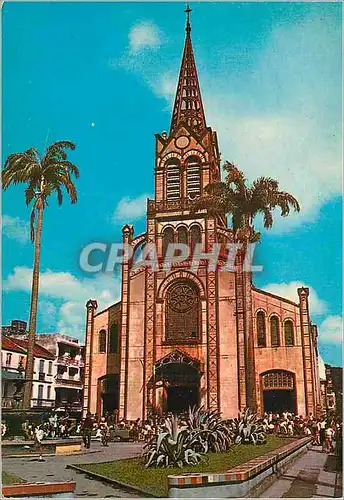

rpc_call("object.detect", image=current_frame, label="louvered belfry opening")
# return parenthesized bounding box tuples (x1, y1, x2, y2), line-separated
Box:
(170, 11, 206, 135)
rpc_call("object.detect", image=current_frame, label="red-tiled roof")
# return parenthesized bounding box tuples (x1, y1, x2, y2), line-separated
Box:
(2, 336, 55, 360)
(1, 336, 27, 354)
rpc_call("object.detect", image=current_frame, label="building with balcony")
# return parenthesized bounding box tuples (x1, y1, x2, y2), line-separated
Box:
(34, 334, 84, 415)
(1, 336, 56, 409)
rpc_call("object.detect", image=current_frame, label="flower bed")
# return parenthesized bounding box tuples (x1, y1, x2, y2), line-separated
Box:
(77, 436, 291, 497)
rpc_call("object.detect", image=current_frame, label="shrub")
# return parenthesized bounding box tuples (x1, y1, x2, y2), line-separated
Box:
(229, 408, 266, 445)
(187, 406, 234, 452)
(143, 407, 266, 468)
(144, 415, 204, 468)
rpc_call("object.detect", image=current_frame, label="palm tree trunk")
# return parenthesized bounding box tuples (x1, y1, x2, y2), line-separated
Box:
(23, 203, 43, 409)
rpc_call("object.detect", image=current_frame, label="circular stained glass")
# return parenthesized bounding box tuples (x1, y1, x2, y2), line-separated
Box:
(168, 282, 197, 313)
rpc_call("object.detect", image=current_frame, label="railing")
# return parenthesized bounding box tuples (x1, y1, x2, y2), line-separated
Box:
(31, 399, 55, 408)
(2, 397, 14, 409)
(55, 376, 82, 387)
(56, 401, 82, 411)
(56, 357, 84, 367)
(147, 198, 195, 214)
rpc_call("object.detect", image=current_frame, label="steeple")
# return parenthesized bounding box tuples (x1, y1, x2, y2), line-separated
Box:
(170, 5, 207, 135)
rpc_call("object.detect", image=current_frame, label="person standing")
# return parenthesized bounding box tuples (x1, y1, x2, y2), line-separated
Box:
(319, 418, 326, 452)
(325, 425, 335, 454)
(34, 425, 45, 462)
(99, 417, 109, 446)
(82, 413, 93, 450)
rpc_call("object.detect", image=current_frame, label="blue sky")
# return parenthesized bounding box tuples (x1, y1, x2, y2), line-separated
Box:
(2, 2, 342, 366)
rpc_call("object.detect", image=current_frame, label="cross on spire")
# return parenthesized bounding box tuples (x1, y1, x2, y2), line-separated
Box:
(185, 4, 192, 35)
(170, 5, 207, 135)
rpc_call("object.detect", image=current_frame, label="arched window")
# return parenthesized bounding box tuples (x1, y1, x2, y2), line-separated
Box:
(285, 320, 295, 346)
(257, 311, 266, 347)
(98, 330, 106, 353)
(186, 156, 201, 198)
(166, 280, 200, 343)
(190, 224, 201, 253)
(162, 227, 174, 257)
(270, 316, 280, 347)
(109, 324, 118, 353)
(262, 370, 294, 389)
(166, 159, 181, 200)
(177, 226, 188, 245)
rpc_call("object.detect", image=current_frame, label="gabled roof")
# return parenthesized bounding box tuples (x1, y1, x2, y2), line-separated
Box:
(1, 336, 27, 354)
(2, 336, 55, 360)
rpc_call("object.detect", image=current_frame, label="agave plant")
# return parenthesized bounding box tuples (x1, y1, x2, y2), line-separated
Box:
(144, 415, 204, 468)
(188, 406, 234, 452)
(229, 408, 266, 445)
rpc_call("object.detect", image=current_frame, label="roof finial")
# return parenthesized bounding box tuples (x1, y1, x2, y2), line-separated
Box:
(185, 4, 192, 36)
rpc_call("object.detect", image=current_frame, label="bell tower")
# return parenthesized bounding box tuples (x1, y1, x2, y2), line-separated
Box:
(120, 6, 238, 421)
(152, 5, 221, 209)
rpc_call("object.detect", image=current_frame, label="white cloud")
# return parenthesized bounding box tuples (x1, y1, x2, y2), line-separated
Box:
(112, 193, 150, 223)
(4, 267, 121, 341)
(127, 12, 341, 232)
(129, 21, 162, 54)
(262, 281, 327, 316)
(318, 315, 343, 345)
(2, 215, 30, 244)
(38, 301, 58, 330)
(151, 72, 176, 104)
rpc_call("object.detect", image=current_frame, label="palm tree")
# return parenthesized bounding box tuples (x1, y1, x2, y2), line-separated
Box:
(2, 141, 79, 408)
(192, 161, 300, 241)
(191, 161, 300, 412)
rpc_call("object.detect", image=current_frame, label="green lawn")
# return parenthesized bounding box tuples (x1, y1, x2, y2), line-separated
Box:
(79, 436, 292, 497)
(2, 471, 25, 485)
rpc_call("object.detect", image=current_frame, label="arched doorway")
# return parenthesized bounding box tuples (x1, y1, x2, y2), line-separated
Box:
(261, 370, 296, 414)
(154, 351, 202, 414)
(98, 374, 119, 415)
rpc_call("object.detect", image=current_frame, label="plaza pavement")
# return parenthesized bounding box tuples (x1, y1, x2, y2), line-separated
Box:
(259, 446, 342, 498)
(3, 442, 342, 498)
(2, 441, 144, 497)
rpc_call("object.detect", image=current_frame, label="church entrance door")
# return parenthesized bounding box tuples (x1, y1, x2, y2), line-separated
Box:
(263, 389, 296, 414)
(154, 351, 202, 415)
(261, 370, 296, 414)
(166, 384, 199, 413)
(99, 375, 119, 415)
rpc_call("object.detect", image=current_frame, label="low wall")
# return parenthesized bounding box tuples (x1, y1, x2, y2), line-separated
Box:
(2, 481, 76, 497)
(168, 437, 312, 498)
(2, 438, 82, 457)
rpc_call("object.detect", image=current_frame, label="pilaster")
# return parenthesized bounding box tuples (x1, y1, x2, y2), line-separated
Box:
(143, 215, 157, 419)
(298, 287, 315, 415)
(235, 250, 247, 411)
(205, 216, 220, 411)
(83, 299, 97, 417)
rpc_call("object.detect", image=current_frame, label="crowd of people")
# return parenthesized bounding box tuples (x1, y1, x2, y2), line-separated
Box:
(21, 414, 74, 440)
(2, 409, 342, 457)
(261, 411, 342, 453)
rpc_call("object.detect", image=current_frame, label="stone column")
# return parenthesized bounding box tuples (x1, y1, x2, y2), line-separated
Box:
(119, 224, 133, 420)
(298, 287, 315, 415)
(83, 299, 98, 417)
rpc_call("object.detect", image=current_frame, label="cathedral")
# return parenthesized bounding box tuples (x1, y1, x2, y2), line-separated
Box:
(83, 11, 321, 420)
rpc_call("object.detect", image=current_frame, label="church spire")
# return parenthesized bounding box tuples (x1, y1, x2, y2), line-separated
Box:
(170, 5, 207, 135)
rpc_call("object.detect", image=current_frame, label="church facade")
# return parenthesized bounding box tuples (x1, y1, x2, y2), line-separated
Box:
(82, 14, 321, 420)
